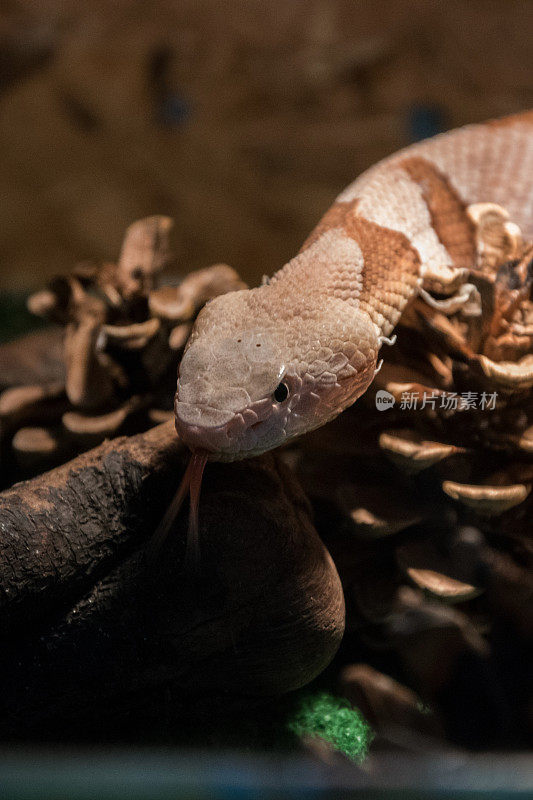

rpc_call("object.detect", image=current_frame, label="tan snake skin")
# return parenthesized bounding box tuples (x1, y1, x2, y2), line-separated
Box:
(175, 111, 533, 462)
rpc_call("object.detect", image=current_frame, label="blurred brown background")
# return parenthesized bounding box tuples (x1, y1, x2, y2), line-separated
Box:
(0, 0, 532, 291)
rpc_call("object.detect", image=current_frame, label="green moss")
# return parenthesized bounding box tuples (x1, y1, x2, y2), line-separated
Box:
(286, 690, 373, 762)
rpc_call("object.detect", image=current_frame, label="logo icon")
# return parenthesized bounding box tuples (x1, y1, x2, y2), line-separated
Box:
(375, 389, 395, 410)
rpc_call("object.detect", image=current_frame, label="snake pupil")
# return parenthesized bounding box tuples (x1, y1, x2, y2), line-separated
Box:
(273, 382, 289, 402)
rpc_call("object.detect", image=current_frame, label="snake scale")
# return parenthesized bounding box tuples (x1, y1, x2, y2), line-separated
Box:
(174, 110, 533, 468)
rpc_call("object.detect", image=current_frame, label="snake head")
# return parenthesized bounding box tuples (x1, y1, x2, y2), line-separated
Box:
(174, 287, 379, 461)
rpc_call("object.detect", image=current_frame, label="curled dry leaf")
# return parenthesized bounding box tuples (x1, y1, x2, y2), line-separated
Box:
(379, 429, 464, 473)
(477, 353, 533, 391)
(11, 426, 73, 473)
(514, 425, 533, 453)
(62, 396, 146, 446)
(168, 322, 193, 351)
(467, 202, 523, 270)
(339, 663, 444, 740)
(421, 263, 468, 296)
(418, 282, 481, 317)
(12, 425, 58, 457)
(0, 381, 65, 418)
(62, 281, 116, 412)
(396, 537, 483, 603)
(147, 408, 174, 425)
(101, 318, 161, 350)
(64, 319, 116, 411)
(26, 289, 59, 319)
(442, 479, 531, 515)
(149, 264, 248, 323)
(117, 216, 174, 298)
(148, 285, 184, 319)
(373, 361, 442, 404)
(0, 381, 66, 431)
(415, 303, 474, 362)
(337, 481, 424, 537)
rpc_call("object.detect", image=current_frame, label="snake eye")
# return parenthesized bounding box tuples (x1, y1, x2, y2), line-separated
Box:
(273, 382, 289, 403)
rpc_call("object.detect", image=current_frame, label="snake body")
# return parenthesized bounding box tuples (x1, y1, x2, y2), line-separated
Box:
(175, 111, 533, 462)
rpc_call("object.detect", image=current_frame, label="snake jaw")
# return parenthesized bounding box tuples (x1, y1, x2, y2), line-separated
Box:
(175, 393, 280, 461)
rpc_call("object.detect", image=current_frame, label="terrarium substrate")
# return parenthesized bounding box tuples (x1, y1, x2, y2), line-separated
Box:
(0, 210, 531, 755)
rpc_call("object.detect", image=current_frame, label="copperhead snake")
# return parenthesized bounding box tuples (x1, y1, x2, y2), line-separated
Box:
(158, 111, 533, 557)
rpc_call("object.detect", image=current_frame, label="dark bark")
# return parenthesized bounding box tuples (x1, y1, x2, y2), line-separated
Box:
(0, 422, 344, 739)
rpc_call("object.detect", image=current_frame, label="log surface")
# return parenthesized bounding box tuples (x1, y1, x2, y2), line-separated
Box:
(0, 422, 344, 739)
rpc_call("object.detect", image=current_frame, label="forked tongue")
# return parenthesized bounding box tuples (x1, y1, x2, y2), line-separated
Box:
(184, 450, 208, 572)
(148, 450, 208, 573)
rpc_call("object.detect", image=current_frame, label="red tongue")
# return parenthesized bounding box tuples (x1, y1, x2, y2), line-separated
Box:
(184, 450, 208, 571)
(148, 450, 208, 570)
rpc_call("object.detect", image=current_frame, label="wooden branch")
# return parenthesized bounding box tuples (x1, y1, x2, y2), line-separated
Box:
(0, 422, 344, 738)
